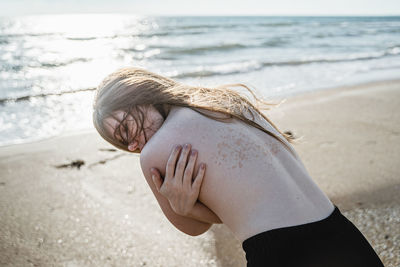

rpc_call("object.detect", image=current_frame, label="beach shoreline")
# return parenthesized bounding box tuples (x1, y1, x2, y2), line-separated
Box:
(2, 77, 400, 150)
(1, 79, 399, 266)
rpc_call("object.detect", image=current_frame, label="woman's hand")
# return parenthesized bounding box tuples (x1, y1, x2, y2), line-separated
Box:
(150, 144, 206, 217)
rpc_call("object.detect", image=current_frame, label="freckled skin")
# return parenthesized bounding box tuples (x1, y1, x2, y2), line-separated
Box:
(142, 106, 334, 242)
(215, 131, 272, 170)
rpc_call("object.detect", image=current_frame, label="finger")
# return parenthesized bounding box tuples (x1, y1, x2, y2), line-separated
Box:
(192, 163, 206, 193)
(150, 168, 163, 192)
(183, 149, 197, 189)
(174, 143, 191, 181)
(165, 145, 182, 179)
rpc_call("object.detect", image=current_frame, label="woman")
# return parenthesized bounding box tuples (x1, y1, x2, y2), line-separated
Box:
(92, 67, 384, 267)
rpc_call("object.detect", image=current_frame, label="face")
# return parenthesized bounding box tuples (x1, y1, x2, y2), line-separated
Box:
(103, 105, 164, 152)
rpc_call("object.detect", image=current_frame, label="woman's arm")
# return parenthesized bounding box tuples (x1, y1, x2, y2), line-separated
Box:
(187, 201, 222, 224)
(141, 156, 212, 236)
(149, 144, 222, 224)
(140, 144, 222, 236)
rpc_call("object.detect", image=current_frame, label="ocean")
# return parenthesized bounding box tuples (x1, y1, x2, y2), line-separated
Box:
(0, 14, 399, 146)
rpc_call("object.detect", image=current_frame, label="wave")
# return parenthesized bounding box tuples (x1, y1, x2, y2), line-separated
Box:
(0, 64, 23, 72)
(173, 24, 240, 30)
(118, 30, 207, 39)
(32, 58, 91, 68)
(261, 38, 288, 47)
(123, 40, 286, 58)
(0, 32, 59, 38)
(70, 31, 203, 40)
(0, 87, 96, 105)
(122, 42, 248, 57)
(257, 22, 295, 27)
(314, 27, 400, 39)
(1, 28, 207, 42)
(174, 24, 221, 30)
(123, 39, 293, 58)
(64, 26, 400, 41)
(172, 70, 218, 78)
(170, 48, 400, 79)
(141, 30, 206, 38)
(261, 49, 400, 67)
(66, 36, 97, 41)
(385, 28, 400, 34)
(171, 61, 262, 78)
(166, 43, 247, 55)
(0, 57, 91, 72)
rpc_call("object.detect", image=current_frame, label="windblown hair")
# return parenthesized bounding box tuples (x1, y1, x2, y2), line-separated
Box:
(93, 67, 299, 155)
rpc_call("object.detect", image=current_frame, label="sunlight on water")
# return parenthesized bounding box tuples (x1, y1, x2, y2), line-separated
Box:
(10, 14, 147, 37)
(0, 14, 399, 146)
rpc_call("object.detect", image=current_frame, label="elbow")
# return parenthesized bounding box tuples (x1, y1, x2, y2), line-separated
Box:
(188, 232, 205, 237)
(181, 223, 212, 236)
(186, 230, 209, 237)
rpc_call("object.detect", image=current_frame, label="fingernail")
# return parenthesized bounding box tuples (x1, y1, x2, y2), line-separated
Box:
(191, 150, 197, 156)
(175, 145, 181, 151)
(151, 174, 155, 180)
(201, 164, 205, 169)
(184, 143, 189, 149)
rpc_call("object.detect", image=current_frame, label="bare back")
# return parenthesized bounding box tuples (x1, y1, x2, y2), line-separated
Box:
(140, 106, 334, 242)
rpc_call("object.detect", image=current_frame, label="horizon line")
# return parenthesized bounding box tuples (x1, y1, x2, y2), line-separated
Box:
(1, 12, 400, 17)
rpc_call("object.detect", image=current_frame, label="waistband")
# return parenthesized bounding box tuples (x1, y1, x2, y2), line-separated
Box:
(242, 205, 343, 253)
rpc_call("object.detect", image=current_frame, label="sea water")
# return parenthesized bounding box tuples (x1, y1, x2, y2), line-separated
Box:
(0, 15, 399, 146)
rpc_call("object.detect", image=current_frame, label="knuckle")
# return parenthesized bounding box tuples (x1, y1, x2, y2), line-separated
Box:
(167, 161, 175, 169)
(184, 168, 193, 175)
(177, 161, 185, 169)
(184, 171, 192, 179)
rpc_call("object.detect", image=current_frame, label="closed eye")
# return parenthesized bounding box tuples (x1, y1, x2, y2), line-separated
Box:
(115, 122, 128, 145)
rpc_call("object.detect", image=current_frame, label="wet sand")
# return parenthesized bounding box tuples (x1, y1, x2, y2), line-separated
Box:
(1, 80, 399, 266)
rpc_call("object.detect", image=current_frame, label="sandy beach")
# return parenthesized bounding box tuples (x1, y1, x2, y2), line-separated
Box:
(0, 80, 399, 267)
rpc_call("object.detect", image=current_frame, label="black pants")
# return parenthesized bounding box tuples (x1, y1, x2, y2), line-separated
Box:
(242, 206, 384, 267)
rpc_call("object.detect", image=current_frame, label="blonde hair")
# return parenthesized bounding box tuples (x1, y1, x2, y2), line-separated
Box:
(93, 67, 298, 155)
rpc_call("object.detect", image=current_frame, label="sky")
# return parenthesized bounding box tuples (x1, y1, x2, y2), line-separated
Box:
(0, 0, 400, 16)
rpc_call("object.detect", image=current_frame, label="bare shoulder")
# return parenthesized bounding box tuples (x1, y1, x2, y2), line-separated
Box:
(139, 106, 218, 175)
